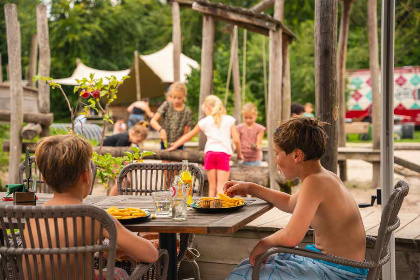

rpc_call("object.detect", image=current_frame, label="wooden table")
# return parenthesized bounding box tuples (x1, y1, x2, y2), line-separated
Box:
(0, 193, 272, 280)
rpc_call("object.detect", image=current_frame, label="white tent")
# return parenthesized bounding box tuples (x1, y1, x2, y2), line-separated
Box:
(53, 43, 199, 104)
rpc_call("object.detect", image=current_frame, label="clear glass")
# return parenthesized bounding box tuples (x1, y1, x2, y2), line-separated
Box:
(152, 191, 172, 216)
(172, 198, 187, 221)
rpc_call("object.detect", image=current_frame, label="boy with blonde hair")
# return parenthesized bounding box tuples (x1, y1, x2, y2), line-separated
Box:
(30, 134, 158, 279)
(225, 118, 368, 280)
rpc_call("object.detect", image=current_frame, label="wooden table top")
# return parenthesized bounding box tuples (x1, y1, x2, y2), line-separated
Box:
(0, 193, 272, 234)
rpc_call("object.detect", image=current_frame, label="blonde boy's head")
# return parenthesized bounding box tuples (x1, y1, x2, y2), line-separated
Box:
(35, 135, 92, 193)
(273, 117, 328, 161)
(129, 121, 149, 144)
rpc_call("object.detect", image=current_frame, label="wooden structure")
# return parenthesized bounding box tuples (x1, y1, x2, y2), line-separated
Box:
(3, 3, 52, 183)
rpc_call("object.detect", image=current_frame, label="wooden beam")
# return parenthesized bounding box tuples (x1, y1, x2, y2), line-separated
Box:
(198, 15, 215, 150)
(172, 0, 182, 82)
(36, 4, 50, 114)
(192, 2, 278, 31)
(215, 16, 269, 36)
(5, 3, 23, 184)
(315, 0, 338, 173)
(134, 50, 141, 100)
(267, 0, 284, 190)
(27, 34, 38, 87)
(21, 123, 42, 140)
(250, 0, 275, 13)
(0, 111, 54, 126)
(231, 26, 242, 123)
(0, 53, 3, 83)
(281, 34, 291, 120)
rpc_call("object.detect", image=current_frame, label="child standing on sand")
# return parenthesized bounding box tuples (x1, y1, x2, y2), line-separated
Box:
(167, 95, 243, 197)
(225, 117, 368, 280)
(236, 103, 265, 166)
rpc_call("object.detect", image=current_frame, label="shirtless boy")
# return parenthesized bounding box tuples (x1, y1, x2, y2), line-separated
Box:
(225, 117, 368, 280)
(26, 134, 158, 279)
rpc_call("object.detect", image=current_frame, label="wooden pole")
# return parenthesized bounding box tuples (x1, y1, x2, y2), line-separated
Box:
(250, 0, 275, 12)
(368, 0, 381, 189)
(134, 50, 141, 100)
(242, 29, 247, 106)
(0, 53, 3, 83)
(232, 26, 242, 123)
(281, 34, 291, 120)
(267, 0, 284, 190)
(27, 34, 38, 87)
(5, 4, 23, 184)
(172, 0, 182, 82)
(37, 4, 51, 137)
(262, 37, 268, 122)
(198, 15, 215, 150)
(337, 0, 353, 181)
(315, 0, 338, 173)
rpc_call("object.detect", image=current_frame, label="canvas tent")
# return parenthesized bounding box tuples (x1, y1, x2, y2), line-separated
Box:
(53, 43, 199, 105)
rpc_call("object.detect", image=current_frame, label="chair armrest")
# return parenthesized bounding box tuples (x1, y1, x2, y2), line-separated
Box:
(252, 246, 375, 280)
(366, 235, 377, 244)
(129, 249, 169, 280)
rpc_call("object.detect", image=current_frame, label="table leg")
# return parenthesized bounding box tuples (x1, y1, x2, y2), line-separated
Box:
(159, 233, 178, 280)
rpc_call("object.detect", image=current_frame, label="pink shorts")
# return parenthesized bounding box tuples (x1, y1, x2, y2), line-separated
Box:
(204, 152, 230, 171)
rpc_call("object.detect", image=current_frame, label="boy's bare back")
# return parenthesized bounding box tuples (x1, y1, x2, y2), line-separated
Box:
(299, 168, 366, 262)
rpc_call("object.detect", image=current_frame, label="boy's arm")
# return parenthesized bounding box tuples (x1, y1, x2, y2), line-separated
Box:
(248, 177, 322, 265)
(256, 131, 264, 150)
(127, 102, 135, 113)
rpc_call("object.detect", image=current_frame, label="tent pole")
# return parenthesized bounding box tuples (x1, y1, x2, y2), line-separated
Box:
(134, 50, 141, 100)
(380, 0, 395, 279)
(172, 0, 182, 82)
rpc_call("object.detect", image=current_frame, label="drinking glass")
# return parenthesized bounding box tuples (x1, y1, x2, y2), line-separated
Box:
(152, 191, 172, 216)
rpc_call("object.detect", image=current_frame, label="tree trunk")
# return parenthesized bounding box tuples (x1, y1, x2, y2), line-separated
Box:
(281, 34, 291, 120)
(134, 50, 141, 100)
(36, 4, 50, 114)
(27, 34, 37, 88)
(21, 123, 42, 140)
(315, 0, 338, 173)
(198, 15, 215, 150)
(337, 0, 354, 181)
(172, 0, 182, 82)
(368, 0, 381, 189)
(232, 26, 242, 123)
(5, 4, 23, 184)
(267, 0, 284, 190)
(0, 53, 2, 83)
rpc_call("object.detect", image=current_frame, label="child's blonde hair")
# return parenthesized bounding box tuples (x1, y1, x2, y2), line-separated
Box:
(242, 102, 258, 115)
(169, 82, 187, 96)
(203, 95, 226, 128)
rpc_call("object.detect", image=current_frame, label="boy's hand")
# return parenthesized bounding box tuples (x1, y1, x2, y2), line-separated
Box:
(249, 237, 272, 266)
(223, 181, 249, 197)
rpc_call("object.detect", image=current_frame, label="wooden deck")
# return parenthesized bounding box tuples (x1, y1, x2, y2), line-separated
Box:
(180, 206, 420, 280)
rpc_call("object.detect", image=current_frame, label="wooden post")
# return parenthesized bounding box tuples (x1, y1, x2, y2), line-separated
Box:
(5, 4, 23, 184)
(27, 34, 38, 87)
(337, 0, 354, 181)
(198, 15, 215, 150)
(281, 34, 291, 120)
(315, 0, 338, 173)
(134, 50, 141, 101)
(0, 53, 3, 83)
(36, 4, 51, 137)
(172, 0, 182, 82)
(267, 0, 284, 190)
(232, 26, 242, 123)
(368, 0, 381, 189)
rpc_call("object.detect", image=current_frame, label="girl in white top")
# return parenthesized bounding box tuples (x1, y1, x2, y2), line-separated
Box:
(167, 95, 243, 196)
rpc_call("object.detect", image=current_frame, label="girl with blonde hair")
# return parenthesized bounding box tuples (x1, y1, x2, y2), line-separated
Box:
(167, 95, 243, 196)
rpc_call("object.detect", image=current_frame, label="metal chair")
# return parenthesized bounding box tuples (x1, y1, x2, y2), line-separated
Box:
(117, 162, 204, 280)
(18, 156, 97, 194)
(0, 204, 169, 280)
(252, 180, 409, 280)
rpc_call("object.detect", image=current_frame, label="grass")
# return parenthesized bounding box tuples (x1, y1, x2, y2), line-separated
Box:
(347, 130, 420, 143)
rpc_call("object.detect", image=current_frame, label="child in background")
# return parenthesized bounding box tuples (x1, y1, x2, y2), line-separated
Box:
(225, 118, 367, 280)
(113, 116, 127, 134)
(236, 103, 265, 166)
(167, 95, 244, 197)
(303, 102, 315, 118)
(290, 102, 305, 117)
(104, 121, 148, 147)
(150, 82, 193, 150)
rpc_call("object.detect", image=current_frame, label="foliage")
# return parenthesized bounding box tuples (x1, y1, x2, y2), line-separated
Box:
(92, 147, 155, 188)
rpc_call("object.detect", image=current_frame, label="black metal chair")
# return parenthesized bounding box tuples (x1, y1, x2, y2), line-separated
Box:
(252, 180, 409, 280)
(18, 156, 97, 194)
(117, 162, 204, 280)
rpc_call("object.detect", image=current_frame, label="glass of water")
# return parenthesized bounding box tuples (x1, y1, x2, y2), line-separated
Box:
(152, 191, 172, 216)
(172, 198, 187, 221)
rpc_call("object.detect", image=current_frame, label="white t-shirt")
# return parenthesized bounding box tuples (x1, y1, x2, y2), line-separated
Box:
(198, 115, 236, 155)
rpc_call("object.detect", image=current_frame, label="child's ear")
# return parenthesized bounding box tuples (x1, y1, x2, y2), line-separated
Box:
(294, 149, 304, 163)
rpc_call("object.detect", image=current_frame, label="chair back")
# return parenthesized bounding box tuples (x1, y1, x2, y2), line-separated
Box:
(18, 156, 97, 194)
(117, 162, 204, 196)
(0, 204, 117, 280)
(367, 180, 409, 280)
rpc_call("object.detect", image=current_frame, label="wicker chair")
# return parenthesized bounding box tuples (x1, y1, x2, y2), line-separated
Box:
(0, 204, 169, 280)
(252, 180, 409, 280)
(18, 156, 97, 194)
(117, 162, 204, 280)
